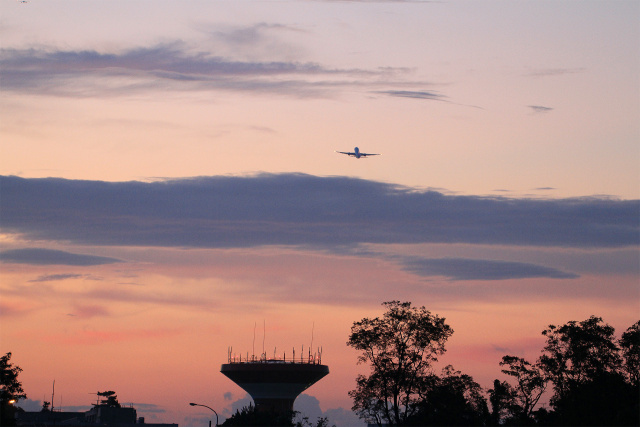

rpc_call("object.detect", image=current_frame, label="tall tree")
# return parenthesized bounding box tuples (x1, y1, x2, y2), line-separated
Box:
(619, 320, 640, 387)
(1, 352, 27, 426)
(488, 379, 516, 425)
(538, 315, 621, 402)
(498, 355, 547, 422)
(537, 316, 638, 426)
(347, 301, 453, 426)
(407, 365, 488, 426)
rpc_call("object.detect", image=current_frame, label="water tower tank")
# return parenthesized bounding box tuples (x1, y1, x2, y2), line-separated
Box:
(221, 353, 329, 414)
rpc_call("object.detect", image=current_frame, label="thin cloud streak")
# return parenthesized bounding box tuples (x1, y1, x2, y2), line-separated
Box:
(396, 257, 579, 280)
(0, 44, 423, 98)
(526, 67, 586, 78)
(0, 248, 123, 266)
(374, 90, 446, 101)
(528, 105, 554, 114)
(2, 174, 638, 249)
(28, 273, 85, 282)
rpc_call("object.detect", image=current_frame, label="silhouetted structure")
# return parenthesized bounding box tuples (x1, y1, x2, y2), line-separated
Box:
(15, 391, 178, 426)
(221, 349, 329, 415)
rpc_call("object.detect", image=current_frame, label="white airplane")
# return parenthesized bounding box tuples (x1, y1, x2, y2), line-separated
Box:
(335, 147, 380, 159)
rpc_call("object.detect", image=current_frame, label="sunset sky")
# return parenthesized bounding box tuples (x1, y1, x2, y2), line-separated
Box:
(1, 1, 638, 426)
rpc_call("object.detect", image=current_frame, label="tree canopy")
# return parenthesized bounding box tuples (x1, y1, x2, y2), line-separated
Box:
(348, 303, 639, 426)
(490, 316, 639, 426)
(347, 301, 454, 425)
(1, 352, 27, 426)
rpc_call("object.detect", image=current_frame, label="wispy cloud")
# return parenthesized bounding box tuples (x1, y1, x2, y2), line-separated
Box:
(374, 90, 446, 101)
(528, 105, 553, 114)
(526, 67, 585, 78)
(2, 175, 637, 250)
(396, 256, 578, 280)
(28, 273, 85, 282)
(0, 248, 123, 266)
(67, 304, 110, 319)
(200, 22, 307, 57)
(0, 43, 423, 98)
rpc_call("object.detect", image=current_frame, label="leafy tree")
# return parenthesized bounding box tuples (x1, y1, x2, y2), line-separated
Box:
(488, 379, 516, 425)
(537, 316, 638, 426)
(293, 414, 335, 427)
(1, 352, 27, 426)
(538, 315, 621, 402)
(222, 404, 335, 427)
(547, 371, 637, 426)
(498, 355, 547, 422)
(347, 301, 453, 426)
(406, 366, 489, 426)
(619, 320, 640, 387)
(222, 403, 294, 426)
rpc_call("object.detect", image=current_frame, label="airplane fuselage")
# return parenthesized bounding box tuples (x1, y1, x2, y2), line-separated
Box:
(335, 146, 379, 158)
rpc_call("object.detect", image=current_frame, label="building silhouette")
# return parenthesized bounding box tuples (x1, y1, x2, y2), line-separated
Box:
(221, 348, 329, 415)
(15, 391, 178, 427)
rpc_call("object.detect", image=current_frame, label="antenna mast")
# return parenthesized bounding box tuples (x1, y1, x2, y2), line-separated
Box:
(310, 322, 315, 357)
(253, 322, 256, 359)
(51, 380, 55, 412)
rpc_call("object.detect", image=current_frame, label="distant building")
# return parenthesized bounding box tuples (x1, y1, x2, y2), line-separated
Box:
(15, 391, 177, 427)
(15, 410, 85, 426)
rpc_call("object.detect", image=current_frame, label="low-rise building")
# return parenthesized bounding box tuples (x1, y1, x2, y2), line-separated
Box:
(16, 391, 177, 427)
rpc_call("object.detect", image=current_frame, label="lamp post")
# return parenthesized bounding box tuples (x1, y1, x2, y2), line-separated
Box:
(189, 402, 219, 427)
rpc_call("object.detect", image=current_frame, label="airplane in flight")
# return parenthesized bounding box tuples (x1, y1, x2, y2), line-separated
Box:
(335, 147, 380, 159)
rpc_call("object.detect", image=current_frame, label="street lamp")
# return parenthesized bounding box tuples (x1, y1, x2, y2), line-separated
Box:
(189, 402, 219, 427)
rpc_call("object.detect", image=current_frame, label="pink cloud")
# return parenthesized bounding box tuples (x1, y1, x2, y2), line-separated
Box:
(68, 304, 110, 319)
(0, 301, 34, 317)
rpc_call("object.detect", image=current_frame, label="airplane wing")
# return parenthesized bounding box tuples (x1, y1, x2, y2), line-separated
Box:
(359, 152, 380, 157)
(335, 151, 356, 156)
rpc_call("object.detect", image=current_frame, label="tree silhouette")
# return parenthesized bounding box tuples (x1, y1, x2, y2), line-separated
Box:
(488, 379, 517, 425)
(347, 301, 454, 425)
(536, 316, 638, 425)
(406, 365, 489, 426)
(0, 353, 27, 426)
(619, 320, 640, 387)
(490, 317, 640, 425)
(498, 355, 547, 422)
(222, 404, 334, 427)
(539, 315, 621, 400)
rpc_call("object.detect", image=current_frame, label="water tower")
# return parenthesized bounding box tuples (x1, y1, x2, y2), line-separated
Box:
(221, 348, 329, 414)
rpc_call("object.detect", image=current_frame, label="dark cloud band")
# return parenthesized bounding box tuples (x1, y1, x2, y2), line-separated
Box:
(397, 257, 579, 280)
(0, 44, 417, 98)
(1, 174, 638, 249)
(0, 248, 123, 266)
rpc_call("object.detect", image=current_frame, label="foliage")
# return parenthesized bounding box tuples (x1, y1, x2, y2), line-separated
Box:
(406, 366, 489, 426)
(488, 379, 517, 425)
(293, 414, 335, 427)
(619, 320, 640, 386)
(547, 371, 637, 426)
(347, 301, 454, 425)
(0, 352, 27, 426)
(538, 315, 621, 401)
(537, 316, 638, 426)
(221, 404, 334, 427)
(491, 316, 640, 426)
(498, 355, 547, 422)
(222, 403, 294, 426)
